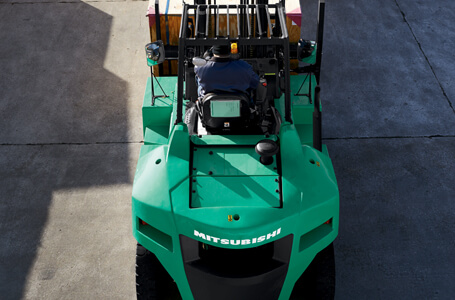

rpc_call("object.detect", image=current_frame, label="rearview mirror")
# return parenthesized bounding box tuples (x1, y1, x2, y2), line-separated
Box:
(145, 40, 165, 66)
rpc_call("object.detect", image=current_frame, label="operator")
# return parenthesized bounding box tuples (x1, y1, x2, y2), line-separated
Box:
(194, 44, 260, 98)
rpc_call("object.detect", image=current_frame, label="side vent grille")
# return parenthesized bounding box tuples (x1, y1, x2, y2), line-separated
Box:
(138, 218, 173, 252)
(299, 219, 332, 252)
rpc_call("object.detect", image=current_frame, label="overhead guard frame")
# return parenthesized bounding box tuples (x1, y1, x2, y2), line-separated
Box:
(175, 1, 292, 125)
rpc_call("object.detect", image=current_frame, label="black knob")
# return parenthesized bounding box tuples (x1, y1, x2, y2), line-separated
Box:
(255, 139, 279, 165)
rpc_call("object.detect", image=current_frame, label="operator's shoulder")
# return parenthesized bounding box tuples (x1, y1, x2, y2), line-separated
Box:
(203, 61, 217, 68)
(232, 60, 252, 68)
(195, 61, 214, 73)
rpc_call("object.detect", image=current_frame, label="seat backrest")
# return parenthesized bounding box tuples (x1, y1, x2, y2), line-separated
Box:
(201, 93, 251, 132)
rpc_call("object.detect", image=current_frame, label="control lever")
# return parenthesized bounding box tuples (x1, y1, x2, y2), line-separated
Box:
(256, 78, 267, 104)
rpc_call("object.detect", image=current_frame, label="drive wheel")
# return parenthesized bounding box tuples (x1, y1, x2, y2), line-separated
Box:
(136, 244, 181, 300)
(290, 243, 336, 300)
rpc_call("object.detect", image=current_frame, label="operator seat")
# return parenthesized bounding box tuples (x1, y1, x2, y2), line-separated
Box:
(200, 92, 251, 133)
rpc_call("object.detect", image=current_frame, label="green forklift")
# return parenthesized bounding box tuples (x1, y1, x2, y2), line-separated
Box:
(132, 0, 339, 298)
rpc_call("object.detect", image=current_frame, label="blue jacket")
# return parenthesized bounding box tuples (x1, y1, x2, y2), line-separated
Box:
(195, 57, 260, 96)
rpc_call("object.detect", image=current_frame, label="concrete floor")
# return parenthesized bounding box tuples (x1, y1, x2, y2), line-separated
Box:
(0, 0, 454, 299)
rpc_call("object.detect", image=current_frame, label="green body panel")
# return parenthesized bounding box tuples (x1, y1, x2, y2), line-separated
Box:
(191, 145, 280, 207)
(132, 76, 339, 300)
(190, 134, 277, 146)
(289, 75, 319, 146)
(191, 176, 281, 208)
(192, 146, 278, 176)
(142, 77, 176, 141)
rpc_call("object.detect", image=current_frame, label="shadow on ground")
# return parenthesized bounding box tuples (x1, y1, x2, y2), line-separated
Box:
(0, 1, 133, 299)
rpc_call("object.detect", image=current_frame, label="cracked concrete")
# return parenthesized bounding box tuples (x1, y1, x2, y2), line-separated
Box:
(0, 0, 454, 299)
(324, 134, 455, 141)
(394, 0, 454, 113)
(321, 0, 455, 139)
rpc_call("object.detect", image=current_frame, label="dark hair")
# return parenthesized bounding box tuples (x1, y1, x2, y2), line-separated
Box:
(212, 44, 230, 55)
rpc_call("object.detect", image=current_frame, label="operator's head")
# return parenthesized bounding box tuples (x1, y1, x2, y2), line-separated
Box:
(212, 44, 230, 57)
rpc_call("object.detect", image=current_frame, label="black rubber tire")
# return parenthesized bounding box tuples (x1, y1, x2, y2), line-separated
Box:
(136, 244, 181, 300)
(290, 243, 336, 300)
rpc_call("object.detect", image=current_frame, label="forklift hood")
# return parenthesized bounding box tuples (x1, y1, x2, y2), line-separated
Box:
(190, 146, 281, 208)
